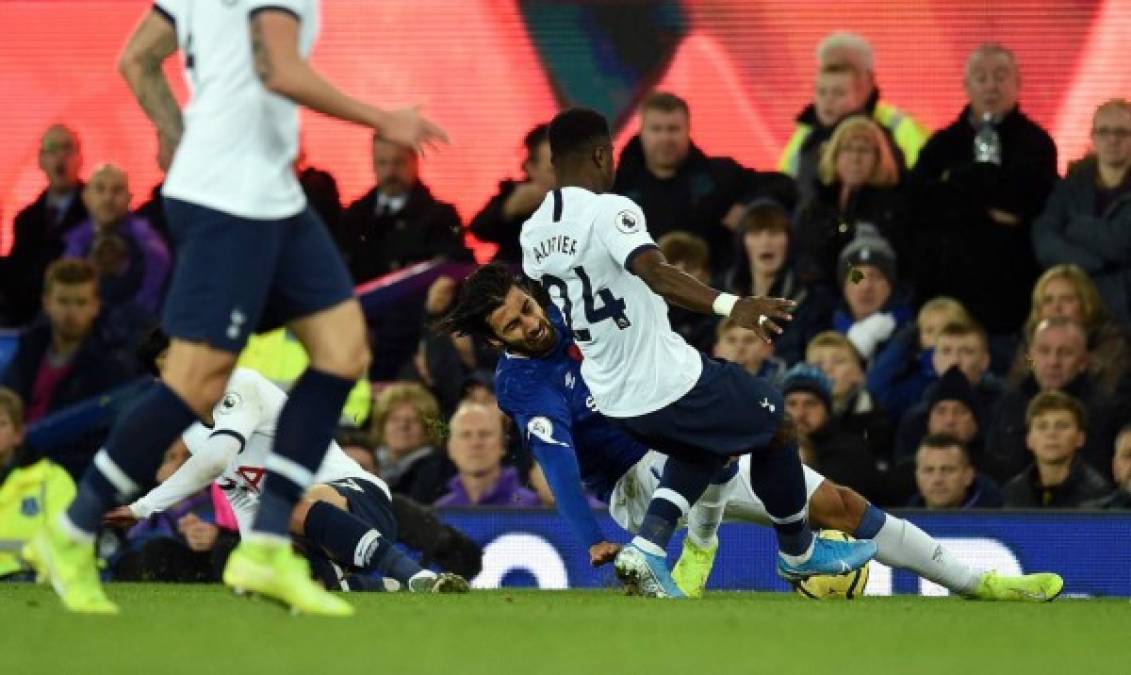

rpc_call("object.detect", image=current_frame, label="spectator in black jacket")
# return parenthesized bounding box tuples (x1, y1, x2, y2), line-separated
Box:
(0, 125, 87, 327)
(805, 331, 892, 469)
(371, 382, 454, 505)
(783, 363, 879, 501)
(894, 323, 1003, 462)
(909, 434, 1003, 509)
(469, 124, 554, 264)
(614, 92, 796, 275)
(339, 137, 472, 378)
(1, 259, 137, 477)
(986, 318, 1126, 483)
(1032, 99, 1131, 327)
(339, 136, 470, 284)
(793, 116, 909, 288)
(910, 44, 1059, 343)
(1003, 391, 1110, 508)
(726, 200, 835, 365)
(1090, 425, 1131, 509)
(1006, 265, 1129, 396)
(657, 232, 718, 353)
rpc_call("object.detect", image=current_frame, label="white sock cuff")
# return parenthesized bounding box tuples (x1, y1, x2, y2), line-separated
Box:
(93, 449, 140, 500)
(354, 529, 382, 567)
(653, 488, 691, 515)
(768, 506, 808, 527)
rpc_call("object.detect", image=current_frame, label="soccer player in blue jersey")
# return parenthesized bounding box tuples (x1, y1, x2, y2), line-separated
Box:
(437, 264, 1064, 601)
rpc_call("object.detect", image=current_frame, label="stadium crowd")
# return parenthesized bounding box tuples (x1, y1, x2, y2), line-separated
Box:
(3, 36, 1131, 580)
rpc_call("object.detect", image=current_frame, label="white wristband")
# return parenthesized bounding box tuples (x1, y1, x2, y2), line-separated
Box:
(712, 293, 739, 317)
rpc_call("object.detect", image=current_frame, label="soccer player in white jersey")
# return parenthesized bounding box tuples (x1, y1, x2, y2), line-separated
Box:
(104, 330, 468, 594)
(521, 108, 876, 597)
(25, 1, 447, 615)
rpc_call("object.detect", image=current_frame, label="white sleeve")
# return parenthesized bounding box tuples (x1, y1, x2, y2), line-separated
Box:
(128, 436, 239, 518)
(591, 196, 657, 270)
(247, 0, 305, 19)
(153, 0, 184, 23)
(209, 375, 264, 449)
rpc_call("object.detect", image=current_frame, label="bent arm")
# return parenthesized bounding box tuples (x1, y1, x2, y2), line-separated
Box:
(118, 10, 182, 148)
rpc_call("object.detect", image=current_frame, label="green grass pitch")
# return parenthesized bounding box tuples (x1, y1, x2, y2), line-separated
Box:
(2, 584, 1128, 675)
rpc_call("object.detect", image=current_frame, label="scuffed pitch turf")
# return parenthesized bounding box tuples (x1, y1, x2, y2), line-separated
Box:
(2, 584, 1128, 675)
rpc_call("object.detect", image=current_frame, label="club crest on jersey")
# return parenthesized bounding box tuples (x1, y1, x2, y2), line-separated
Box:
(565, 372, 576, 390)
(21, 496, 39, 517)
(615, 210, 641, 234)
(527, 416, 568, 447)
(217, 392, 243, 415)
(759, 397, 776, 413)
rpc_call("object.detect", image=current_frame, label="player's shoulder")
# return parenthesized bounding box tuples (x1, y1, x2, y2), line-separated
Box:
(592, 193, 646, 233)
(496, 354, 566, 414)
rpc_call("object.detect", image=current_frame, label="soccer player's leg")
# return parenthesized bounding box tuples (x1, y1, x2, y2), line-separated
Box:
(613, 452, 723, 599)
(225, 208, 365, 615)
(808, 482, 1063, 602)
(294, 481, 470, 593)
(671, 462, 739, 597)
(704, 366, 874, 580)
(26, 199, 259, 614)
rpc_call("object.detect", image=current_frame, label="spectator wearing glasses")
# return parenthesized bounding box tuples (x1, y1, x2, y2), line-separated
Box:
(1033, 99, 1131, 327)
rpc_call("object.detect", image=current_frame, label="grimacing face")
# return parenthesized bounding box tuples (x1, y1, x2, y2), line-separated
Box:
(486, 286, 557, 356)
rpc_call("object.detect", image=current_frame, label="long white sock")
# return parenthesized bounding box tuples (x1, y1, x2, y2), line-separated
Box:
(686, 479, 737, 548)
(872, 514, 981, 595)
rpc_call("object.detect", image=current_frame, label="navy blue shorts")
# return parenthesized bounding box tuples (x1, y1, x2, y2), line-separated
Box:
(326, 477, 398, 542)
(615, 353, 784, 460)
(161, 198, 355, 353)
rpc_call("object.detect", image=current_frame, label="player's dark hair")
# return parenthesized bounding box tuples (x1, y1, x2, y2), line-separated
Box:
(435, 264, 524, 341)
(523, 123, 550, 164)
(135, 324, 170, 377)
(548, 108, 610, 167)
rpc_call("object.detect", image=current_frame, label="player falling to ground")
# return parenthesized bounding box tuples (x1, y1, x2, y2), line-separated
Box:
(519, 109, 875, 598)
(24, 1, 447, 615)
(437, 264, 1064, 601)
(102, 329, 468, 594)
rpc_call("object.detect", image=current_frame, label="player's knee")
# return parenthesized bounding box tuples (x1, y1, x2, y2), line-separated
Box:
(808, 480, 858, 533)
(290, 485, 348, 534)
(308, 331, 370, 380)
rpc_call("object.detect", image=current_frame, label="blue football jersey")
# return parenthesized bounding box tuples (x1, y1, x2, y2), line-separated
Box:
(495, 305, 647, 547)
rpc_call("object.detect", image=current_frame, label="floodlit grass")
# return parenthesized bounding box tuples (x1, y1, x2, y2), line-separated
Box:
(1, 584, 1127, 675)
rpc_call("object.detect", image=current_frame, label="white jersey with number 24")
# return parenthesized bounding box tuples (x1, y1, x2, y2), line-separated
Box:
(521, 187, 702, 418)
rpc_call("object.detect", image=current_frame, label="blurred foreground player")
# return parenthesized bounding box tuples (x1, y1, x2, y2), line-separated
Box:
(24, 0, 447, 614)
(439, 264, 1064, 601)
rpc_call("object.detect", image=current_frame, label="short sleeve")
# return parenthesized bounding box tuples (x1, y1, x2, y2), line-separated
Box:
(247, 0, 305, 20)
(591, 196, 657, 271)
(209, 373, 264, 449)
(498, 368, 575, 452)
(153, 0, 183, 24)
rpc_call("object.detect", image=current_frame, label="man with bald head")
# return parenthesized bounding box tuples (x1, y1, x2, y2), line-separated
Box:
(985, 317, 1127, 481)
(1, 125, 89, 327)
(62, 164, 171, 314)
(911, 44, 1059, 344)
(435, 402, 540, 508)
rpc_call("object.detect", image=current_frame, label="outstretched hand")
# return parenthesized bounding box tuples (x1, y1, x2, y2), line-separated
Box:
(377, 106, 450, 156)
(730, 296, 796, 343)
